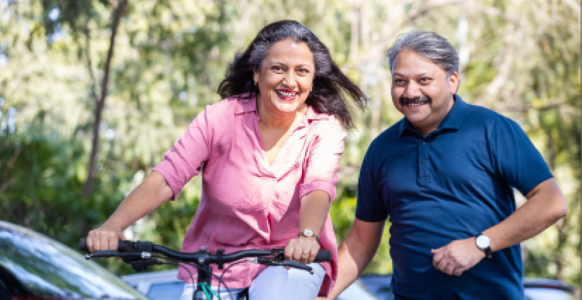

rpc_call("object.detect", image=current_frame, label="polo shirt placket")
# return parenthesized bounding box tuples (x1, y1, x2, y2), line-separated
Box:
(418, 137, 430, 185)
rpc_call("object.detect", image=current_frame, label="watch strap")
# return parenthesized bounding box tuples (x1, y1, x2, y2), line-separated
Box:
(298, 230, 319, 243)
(476, 233, 493, 258)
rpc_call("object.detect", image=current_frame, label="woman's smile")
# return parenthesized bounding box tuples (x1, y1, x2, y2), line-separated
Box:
(276, 89, 299, 100)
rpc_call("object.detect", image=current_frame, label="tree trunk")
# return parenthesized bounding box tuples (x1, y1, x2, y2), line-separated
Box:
(82, 0, 128, 198)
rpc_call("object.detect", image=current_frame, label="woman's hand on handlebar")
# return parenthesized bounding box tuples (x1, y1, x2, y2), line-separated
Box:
(284, 237, 321, 265)
(84, 172, 173, 254)
(86, 223, 126, 253)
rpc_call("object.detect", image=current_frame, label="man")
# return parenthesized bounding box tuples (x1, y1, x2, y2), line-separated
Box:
(323, 31, 568, 300)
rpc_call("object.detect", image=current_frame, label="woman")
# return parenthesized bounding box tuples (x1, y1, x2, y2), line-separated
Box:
(86, 20, 366, 300)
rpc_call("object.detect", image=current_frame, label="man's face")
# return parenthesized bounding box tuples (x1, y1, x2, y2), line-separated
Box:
(391, 50, 459, 136)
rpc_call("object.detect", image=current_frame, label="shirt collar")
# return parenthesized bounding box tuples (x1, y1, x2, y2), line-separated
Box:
(304, 105, 330, 121)
(398, 94, 468, 136)
(235, 94, 257, 115)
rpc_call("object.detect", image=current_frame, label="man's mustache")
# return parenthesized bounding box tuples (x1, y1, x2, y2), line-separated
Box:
(400, 95, 432, 106)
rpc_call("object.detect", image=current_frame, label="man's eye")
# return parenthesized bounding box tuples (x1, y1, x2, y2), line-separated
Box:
(420, 77, 432, 83)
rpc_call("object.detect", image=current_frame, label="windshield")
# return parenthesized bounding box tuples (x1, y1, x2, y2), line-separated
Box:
(0, 221, 146, 299)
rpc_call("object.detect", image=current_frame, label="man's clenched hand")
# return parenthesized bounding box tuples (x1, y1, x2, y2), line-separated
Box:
(431, 237, 485, 276)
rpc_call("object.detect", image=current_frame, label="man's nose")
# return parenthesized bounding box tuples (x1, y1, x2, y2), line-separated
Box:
(403, 81, 422, 99)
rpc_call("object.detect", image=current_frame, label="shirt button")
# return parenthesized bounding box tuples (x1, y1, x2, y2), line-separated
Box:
(422, 142, 426, 145)
(421, 159, 426, 163)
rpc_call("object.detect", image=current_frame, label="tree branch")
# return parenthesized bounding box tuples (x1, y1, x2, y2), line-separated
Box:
(82, 0, 128, 198)
(84, 28, 99, 104)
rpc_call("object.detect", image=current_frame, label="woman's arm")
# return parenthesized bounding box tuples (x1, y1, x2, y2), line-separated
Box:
(284, 190, 330, 264)
(285, 117, 346, 264)
(86, 171, 173, 252)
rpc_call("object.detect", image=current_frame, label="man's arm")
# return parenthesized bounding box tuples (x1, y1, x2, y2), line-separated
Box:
(431, 178, 568, 276)
(320, 218, 385, 299)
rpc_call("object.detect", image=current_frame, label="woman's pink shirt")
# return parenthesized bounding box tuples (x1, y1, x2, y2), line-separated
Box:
(152, 95, 346, 296)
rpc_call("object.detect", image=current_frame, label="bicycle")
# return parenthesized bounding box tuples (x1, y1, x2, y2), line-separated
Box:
(79, 238, 331, 300)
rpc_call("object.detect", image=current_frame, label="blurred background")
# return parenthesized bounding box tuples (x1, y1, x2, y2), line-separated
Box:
(0, 0, 579, 289)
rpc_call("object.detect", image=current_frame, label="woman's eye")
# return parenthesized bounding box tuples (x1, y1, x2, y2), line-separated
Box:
(271, 66, 283, 72)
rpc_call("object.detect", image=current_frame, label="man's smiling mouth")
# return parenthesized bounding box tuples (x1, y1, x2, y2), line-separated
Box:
(400, 95, 431, 107)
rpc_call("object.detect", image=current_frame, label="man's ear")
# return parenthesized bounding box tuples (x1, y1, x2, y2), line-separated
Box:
(448, 71, 460, 94)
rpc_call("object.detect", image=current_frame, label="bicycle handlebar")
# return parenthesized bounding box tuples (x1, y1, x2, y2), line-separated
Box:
(78, 238, 332, 263)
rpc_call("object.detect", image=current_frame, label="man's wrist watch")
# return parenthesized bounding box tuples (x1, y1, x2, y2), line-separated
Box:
(298, 229, 319, 243)
(475, 233, 493, 258)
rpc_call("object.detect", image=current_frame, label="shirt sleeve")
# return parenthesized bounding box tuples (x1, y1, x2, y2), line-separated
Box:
(355, 142, 389, 222)
(490, 116, 553, 196)
(152, 107, 213, 200)
(299, 118, 347, 202)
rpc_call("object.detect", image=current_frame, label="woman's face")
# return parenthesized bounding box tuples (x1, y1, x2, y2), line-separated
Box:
(253, 38, 315, 118)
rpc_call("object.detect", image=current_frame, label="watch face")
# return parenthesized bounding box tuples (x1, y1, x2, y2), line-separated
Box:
(476, 235, 490, 248)
(303, 230, 314, 237)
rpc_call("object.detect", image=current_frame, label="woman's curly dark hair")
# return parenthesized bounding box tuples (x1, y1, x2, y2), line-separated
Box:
(217, 20, 367, 129)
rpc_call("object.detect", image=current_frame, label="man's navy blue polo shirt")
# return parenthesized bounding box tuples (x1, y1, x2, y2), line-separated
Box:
(356, 95, 553, 300)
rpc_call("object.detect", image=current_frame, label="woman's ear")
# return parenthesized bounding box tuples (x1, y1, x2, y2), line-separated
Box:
(253, 69, 259, 85)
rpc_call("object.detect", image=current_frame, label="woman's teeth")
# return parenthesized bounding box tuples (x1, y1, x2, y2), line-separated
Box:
(277, 91, 297, 97)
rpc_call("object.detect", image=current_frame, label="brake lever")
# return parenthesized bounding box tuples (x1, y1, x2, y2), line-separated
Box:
(250, 258, 314, 274)
(85, 250, 120, 259)
(85, 251, 153, 260)
(280, 260, 314, 274)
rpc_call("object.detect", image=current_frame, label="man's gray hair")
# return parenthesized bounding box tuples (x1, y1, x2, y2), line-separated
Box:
(387, 30, 459, 77)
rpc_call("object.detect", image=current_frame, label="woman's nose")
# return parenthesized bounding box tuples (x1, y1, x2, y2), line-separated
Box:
(282, 71, 296, 87)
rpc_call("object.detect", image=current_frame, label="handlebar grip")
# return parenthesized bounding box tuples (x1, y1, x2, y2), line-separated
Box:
(79, 238, 130, 253)
(79, 238, 89, 252)
(314, 249, 331, 262)
(91, 250, 121, 258)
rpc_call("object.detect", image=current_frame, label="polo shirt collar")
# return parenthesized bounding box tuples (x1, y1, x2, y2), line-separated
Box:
(399, 94, 469, 136)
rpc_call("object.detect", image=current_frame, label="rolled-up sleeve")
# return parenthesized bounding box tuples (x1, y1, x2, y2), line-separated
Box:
(299, 118, 347, 202)
(153, 107, 212, 200)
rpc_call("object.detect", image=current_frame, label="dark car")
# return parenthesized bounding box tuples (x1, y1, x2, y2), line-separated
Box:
(0, 220, 148, 300)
